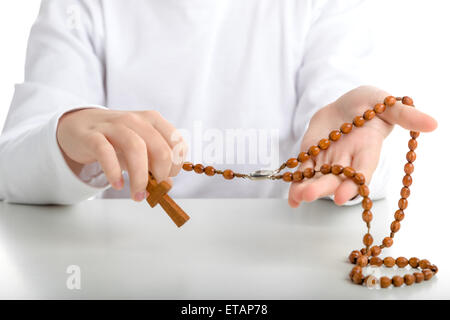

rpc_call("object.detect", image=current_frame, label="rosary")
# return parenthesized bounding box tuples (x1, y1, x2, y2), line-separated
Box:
(145, 95, 437, 289)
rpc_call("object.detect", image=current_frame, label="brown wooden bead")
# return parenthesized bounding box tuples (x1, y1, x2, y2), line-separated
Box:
(408, 139, 418, 151)
(349, 265, 362, 279)
(362, 197, 372, 210)
(308, 146, 320, 157)
(391, 221, 401, 233)
(194, 164, 204, 174)
(403, 174, 412, 187)
(331, 164, 343, 175)
(343, 167, 356, 178)
(353, 173, 365, 185)
(410, 131, 420, 139)
(363, 233, 373, 246)
(182, 162, 194, 171)
(392, 275, 404, 287)
(404, 163, 414, 174)
(353, 116, 365, 127)
(374, 103, 386, 114)
(409, 257, 420, 268)
(204, 166, 216, 176)
(340, 123, 353, 134)
(394, 210, 405, 221)
(401, 187, 410, 199)
(383, 237, 393, 248)
(384, 96, 397, 107)
(423, 269, 433, 280)
(431, 265, 439, 273)
(362, 210, 373, 223)
(370, 257, 383, 266)
(318, 139, 331, 150)
(402, 96, 414, 106)
(303, 168, 315, 179)
(414, 272, 424, 283)
(419, 259, 431, 270)
(286, 158, 299, 168)
(363, 109, 376, 120)
(320, 164, 331, 174)
(293, 171, 303, 182)
(329, 130, 342, 141)
(298, 152, 310, 163)
(398, 198, 408, 210)
(396, 257, 409, 268)
(406, 151, 416, 163)
(348, 250, 362, 264)
(223, 169, 234, 180)
(358, 185, 370, 197)
(352, 272, 364, 284)
(356, 255, 369, 267)
(380, 276, 392, 288)
(360, 248, 367, 255)
(371, 246, 382, 257)
(404, 274, 416, 286)
(384, 257, 395, 268)
(282, 172, 293, 182)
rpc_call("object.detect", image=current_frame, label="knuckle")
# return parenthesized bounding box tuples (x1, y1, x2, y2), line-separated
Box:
(128, 137, 147, 152)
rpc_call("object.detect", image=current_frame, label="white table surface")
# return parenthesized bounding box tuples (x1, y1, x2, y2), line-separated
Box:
(0, 197, 447, 299)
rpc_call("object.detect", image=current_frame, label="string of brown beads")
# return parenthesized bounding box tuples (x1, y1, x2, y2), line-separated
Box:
(181, 95, 437, 288)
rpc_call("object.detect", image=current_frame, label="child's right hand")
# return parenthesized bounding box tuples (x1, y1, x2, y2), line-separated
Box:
(56, 108, 187, 201)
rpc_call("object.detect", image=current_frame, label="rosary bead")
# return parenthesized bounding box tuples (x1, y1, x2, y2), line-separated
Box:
(404, 163, 414, 174)
(414, 272, 424, 283)
(362, 210, 373, 223)
(370, 257, 383, 266)
(353, 116, 365, 127)
(363, 109, 376, 120)
(384, 96, 397, 107)
(204, 166, 216, 176)
(398, 198, 408, 210)
(182, 162, 194, 171)
(286, 158, 299, 168)
(352, 273, 364, 284)
(331, 164, 343, 175)
(308, 146, 321, 157)
(298, 152, 310, 163)
(371, 245, 381, 257)
(402, 96, 414, 106)
(340, 123, 353, 134)
(282, 172, 293, 182)
(303, 168, 315, 179)
(383, 237, 393, 248)
(360, 248, 367, 255)
(404, 274, 416, 286)
(423, 269, 433, 280)
(293, 171, 304, 182)
(401, 187, 410, 199)
(349, 265, 362, 279)
(406, 151, 416, 163)
(380, 276, 392, 288)
(408, 139, 418, 151)
(194, 164, 205, 174)
(362, 197, 372, 210)
(349, 250, 362, 264)
(410, 131, 420, 139)
(353, 173, 366, 185)
(343, 167, 356, 178)
(223, 169, 235, 180)
(363, 233, 373, 246)
(356, 255, 369, 267)
(384, 257, 396, 268)
(320, 164, 331, 174)
(419, 259, 431, 270)
(318, 139, 331, 150)
(392, 275, 404, 287)
(374, 103, 386, 114)
(358, 185, 370, 197)
(409, 257, 420, 268)
(396, 257, 409, 268)
(431, 265, 439, 273)
(329, 130, 342, 141)
(403, 174, 413, 187)
(394, 210, 405, 221)
(391, 221, 401, 233)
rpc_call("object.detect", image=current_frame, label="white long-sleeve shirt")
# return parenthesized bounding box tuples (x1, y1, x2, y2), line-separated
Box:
(0, 0, 390, 204)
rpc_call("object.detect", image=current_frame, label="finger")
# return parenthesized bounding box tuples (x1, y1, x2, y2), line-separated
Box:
(102, 125, 149, 201)
(88, 132, 123, 190)
(380, 102, 438, 132)
(293, 174, 343, 203)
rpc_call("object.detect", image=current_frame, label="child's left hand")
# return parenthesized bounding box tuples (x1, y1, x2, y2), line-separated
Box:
(288, 86, 438, 208)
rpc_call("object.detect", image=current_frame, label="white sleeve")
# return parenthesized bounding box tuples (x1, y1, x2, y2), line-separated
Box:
(294, 0, 390, 204)
(0, 0, 109, 204)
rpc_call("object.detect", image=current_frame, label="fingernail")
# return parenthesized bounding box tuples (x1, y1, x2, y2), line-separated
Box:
(134, 191, 147, 202)
(112, 179, 124, 190)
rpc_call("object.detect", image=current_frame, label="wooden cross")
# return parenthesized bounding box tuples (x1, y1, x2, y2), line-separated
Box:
(146, 173, 190, 227)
